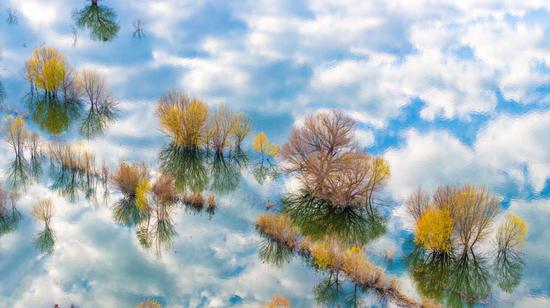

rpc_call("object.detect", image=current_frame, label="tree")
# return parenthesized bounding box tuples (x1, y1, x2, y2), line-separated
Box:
(157, 91, 209, 150)
(414, 208, 454, 253)
(207, 104, 234, 154)
(77, 69, 114, 111)
(253, 132, 270, 155)
(111, 162, 149, 197)
(281, 110, 389, 209)
(497, 213, 528, 252)
(407, 184, 501, 255)
(450, 185, 500, 253)
(32, 198, 55, 254)
(231, 112, 251, 149)
(77, 70, 118, 138)
(25, 47, 67, 96)
(406, 188, 430, 222)
(4, 117, 29, 158)
(74, 1, 120, 42)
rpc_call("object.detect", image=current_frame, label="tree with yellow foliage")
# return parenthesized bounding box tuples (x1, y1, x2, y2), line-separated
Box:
(25, 47, 67, 97)
(414, 208, 454, 253)
(497, 213, 528, 252)
(157, 91, 209, 150)
(231, 112, 251, 149)
(5, 117, 29, 158)
(253, 132, 279, 160)
(408, 184, 501, 254)
(253, 132, 269, 154)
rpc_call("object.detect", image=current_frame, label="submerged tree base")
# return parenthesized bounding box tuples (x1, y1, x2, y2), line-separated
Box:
(255, 213, 429, 308)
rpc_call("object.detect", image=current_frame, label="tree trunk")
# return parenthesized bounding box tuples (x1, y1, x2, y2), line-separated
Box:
(92, 0, 98, 5)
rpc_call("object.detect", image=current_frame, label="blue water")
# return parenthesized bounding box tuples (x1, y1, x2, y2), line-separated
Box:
(1, 1, 550, 307)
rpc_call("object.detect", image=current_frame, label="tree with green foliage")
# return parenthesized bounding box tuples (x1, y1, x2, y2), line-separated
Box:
(74, 0, 120, 42)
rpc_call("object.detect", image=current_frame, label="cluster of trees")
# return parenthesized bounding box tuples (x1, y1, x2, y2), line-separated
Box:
(111, 162, 183, 255)
(48, 142, 109, 202)
(407, 184, 527, 255)
(281, 110, 390, 211)
(255, 213, 422, 307)
(405, 184, 528, 305)
(25, 46, 117, 137)
(157, 91, 251, 154)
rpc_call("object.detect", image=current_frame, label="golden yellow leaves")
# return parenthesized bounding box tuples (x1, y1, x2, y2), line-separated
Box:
(414, 208, 454, 253)
(253, 132, 279, 158)
(25, 47, 67, 93)
(135, 178, 152, 211)
(157, 93, 209, 150)
(497, 213, 528, 251)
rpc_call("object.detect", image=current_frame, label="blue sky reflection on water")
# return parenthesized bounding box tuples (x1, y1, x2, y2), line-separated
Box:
(1, 0, 550, 307)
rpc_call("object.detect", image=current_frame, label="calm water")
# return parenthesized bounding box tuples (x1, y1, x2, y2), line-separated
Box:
(1, 1, 550, 307)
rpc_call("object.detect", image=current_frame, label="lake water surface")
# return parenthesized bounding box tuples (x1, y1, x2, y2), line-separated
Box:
(1, 1, 550, 307)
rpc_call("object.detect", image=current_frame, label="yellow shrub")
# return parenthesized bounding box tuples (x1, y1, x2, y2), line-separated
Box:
(497, 213, 528, 250)
(135, 178, 152, 211)
(414, 208, 454, 253)
(25, 47, 67, 93)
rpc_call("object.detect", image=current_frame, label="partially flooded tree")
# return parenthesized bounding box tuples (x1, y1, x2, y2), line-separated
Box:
(449, 185, 500, 254)
(77, 69, 118, 138)
(496, 213, 527, 253)
(231, 112, 251, 150)
(25, 47, 67, 98)
(25, 47, 83, 136)
(3, 117, 30, 190)
(157, 91, 209, 151)
(74, 0, 120, 42)
(414, 208, 454, 253)
(138, 173, 178, 256)
(253, 132, 279, 160)
(111, 162, 151, 225)
(407, 184, 501, 255)
(32, 198, 55, 254)
(281, 110, 390, 209)
(207, 104, 234, 154)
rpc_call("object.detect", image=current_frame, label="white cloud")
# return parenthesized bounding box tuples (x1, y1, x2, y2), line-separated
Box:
(386, 110, 550, 200)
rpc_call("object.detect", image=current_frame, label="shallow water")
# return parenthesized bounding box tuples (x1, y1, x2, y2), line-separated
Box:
(1, 1, 550, 307)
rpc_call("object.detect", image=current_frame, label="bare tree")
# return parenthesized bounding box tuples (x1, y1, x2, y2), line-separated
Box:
(281, 110, 389, 209)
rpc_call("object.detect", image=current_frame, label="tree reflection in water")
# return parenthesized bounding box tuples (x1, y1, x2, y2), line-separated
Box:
(0, 188, 21, 237)
(258, 238, 295, 267)
(35, 224, 55, 255)
(80, 100, 117, 138)
(405, 242, 524, 307)
(252, 156, 279, 185)
(282, 191, 386, 246)
(7, 155, 30, 192)
(27, 94, 82, 136)
(159, 145, 208, 194)
(74, 0, 120, 42)
(210, 153, 241, 194)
